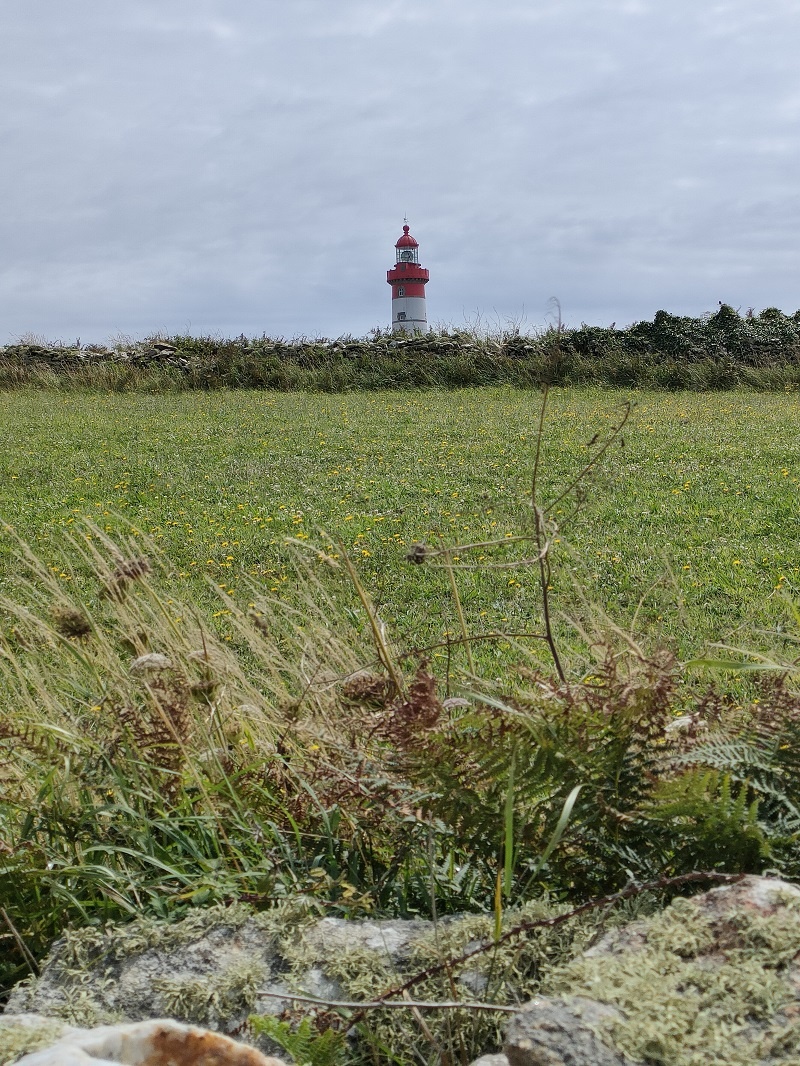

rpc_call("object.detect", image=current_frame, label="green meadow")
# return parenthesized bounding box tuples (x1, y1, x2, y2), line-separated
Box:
(2, 383, 800, 1048)
(1, 386, 798, 666)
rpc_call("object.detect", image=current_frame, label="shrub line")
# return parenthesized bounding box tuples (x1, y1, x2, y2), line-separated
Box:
(5, 305, 800, 390)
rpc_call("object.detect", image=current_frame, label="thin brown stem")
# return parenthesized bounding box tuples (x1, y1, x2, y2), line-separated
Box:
(534, 507, 564, 682)
(530, 381, 550, 509)
(442, 546, 475, 675)
(1, 907, 39, 975)
(547, 402, 631, 513)
(255, 990, 518, 1014)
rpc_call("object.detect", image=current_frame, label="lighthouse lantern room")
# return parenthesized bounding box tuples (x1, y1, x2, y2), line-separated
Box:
(387, 222, 429, 333)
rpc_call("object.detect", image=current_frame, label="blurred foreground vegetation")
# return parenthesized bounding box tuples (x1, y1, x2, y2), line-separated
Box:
(1, 470, 799, 1007)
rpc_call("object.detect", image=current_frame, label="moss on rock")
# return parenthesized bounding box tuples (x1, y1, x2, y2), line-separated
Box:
(547, 890, 800, 1065)
(153, 958, 268, 1027)
(0, 1017, 72, 1066)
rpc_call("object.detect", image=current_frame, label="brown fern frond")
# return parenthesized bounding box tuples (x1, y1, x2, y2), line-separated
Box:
(110, 674, 192, 801)
(341, 672, 392, 710)
(382, 664, 443, 751)
(0, 722, 74, 763)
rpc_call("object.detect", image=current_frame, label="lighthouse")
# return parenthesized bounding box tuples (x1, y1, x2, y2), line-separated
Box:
(387, 222, 429, 333)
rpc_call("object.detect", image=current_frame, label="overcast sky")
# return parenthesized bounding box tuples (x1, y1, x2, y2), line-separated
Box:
(2, 0, 800, 342)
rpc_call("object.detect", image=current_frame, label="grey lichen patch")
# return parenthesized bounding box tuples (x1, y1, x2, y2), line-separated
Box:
(7, 903, 278, 1032)
(154, 958, 268, 1028)
(250, 898, 323, 955)
(43, 986, 121, 1029)
(403, 896, 640, 1001)
(301, 900, 626, 1066)
(642, 897, 718, 958)
(406, 913, 495, 968)
(9, 968, 121, 1029)
(0, 1017, 71, 1065)
(318, 945, 401, 1001)
(8, 892, 668, 1065)
(547, 894, 800, 1066)
(56, 901, 258, 972)
(4, 976, 37, 1014)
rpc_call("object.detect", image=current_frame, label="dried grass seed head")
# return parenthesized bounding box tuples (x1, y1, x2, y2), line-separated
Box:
(102, 555, 153, 598)
(405, 543, 429, 565)
(112, 556, 153, 584)
(48, 604, 92, 639)
(130, 653, 173, 674)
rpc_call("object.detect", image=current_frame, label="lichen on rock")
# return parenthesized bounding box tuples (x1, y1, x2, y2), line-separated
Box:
(539, 877, 800, 1066)
(4, 903, 280, 1033)
(153, 958, 268, 1027)
(4, 893, 614, 1061)
(0, 1016, 74, 1066)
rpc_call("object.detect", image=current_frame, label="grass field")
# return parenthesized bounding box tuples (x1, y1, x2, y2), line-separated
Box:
(2, 383, 800, 1036)
(1, 386, 798, 669)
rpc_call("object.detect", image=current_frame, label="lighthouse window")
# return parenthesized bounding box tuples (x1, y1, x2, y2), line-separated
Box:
(397, 311, 407, 321)
(397, 287, 405, 297)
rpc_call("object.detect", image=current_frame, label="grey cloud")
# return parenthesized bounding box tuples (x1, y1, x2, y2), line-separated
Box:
(2, 0, 800, 340)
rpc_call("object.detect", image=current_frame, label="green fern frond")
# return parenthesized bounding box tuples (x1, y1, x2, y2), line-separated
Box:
(249, 1015, 347, 1066)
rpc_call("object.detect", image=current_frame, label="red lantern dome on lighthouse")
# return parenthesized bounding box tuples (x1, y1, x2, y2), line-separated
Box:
(387, 222, 429, 333)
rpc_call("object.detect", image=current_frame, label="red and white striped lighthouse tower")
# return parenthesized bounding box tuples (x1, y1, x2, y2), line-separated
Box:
(387, 221, 429, 333)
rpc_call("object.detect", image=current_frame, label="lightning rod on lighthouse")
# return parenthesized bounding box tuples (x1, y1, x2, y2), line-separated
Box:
(387, 222, 429, 333)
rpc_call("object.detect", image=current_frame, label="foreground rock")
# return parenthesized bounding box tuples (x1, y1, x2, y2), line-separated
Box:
(3, 899, 598, 1060)
(500, 875, 800, 1066)
(4, 904, 442, 1053)
(504, 997, 634, 1066)
(11, 876, 800, 1064)
(1, 1016, 284, 1066)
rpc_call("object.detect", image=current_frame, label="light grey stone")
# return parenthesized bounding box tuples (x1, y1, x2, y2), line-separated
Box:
(688, 872, 800, 917)
(129, 653, 173, 673)
(585, 874, 800, 960)
(469, 1054, 509, 1066)
(301, 916, 432, 960)
(504, 877, 800, 1066)
(3, 907, 442, 1052)
(504, 997, 635, 1066)
(12, 876, 800, 1064)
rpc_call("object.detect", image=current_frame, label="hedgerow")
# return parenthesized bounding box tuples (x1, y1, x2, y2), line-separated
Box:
(4, 305, 800, 392)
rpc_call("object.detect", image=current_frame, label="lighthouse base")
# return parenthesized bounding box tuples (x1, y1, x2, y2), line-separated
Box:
(391, 296, 428, 333)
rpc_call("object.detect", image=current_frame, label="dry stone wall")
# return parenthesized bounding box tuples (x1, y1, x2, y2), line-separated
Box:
(8, 877, 800, 1064)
